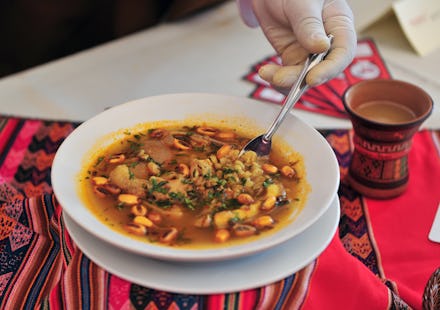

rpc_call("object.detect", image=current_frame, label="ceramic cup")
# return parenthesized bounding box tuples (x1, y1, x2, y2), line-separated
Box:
(343, 79, 433, 199)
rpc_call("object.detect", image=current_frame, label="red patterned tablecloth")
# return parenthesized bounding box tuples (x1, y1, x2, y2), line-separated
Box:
(0, 117, 439, 309)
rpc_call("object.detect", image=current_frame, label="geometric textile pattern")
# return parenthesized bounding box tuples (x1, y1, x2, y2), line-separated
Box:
(320, 130, 405, 301)
(0, 117, 315, 309)
(0, 117, 79, 198)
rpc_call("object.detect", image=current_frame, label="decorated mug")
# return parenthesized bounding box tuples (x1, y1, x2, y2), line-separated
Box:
(343, 79, 433, 199)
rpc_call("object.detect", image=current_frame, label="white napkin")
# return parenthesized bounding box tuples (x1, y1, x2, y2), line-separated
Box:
(429, 203, 440, 243)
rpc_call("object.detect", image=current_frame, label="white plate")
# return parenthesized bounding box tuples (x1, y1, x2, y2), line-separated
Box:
(52, 93, 340, 261)
(64, 195, 340, 294)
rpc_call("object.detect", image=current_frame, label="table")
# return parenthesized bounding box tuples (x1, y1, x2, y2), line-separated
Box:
(0, 1, 439, 309)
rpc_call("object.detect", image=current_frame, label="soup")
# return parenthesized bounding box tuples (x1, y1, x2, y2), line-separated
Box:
(79, 123, 308, 248)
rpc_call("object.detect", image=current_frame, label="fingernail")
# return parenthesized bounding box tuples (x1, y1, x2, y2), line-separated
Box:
(258, 64, 278, 79)
(313, 77, 327, 86)
(311, 32, 329, 45)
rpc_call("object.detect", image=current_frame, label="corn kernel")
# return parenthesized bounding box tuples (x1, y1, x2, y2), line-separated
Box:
(133, 216, 154, 228)
(262, 163, 278, 174)
(124, 223, 147, 235)
(215, 229, 231, 243)
(160, 227, 179, 244)
(237, 193, 254, 205)
(147, 211, 162, 224)
(173, 138, 191, 150)
(130, 205, 147, 216)
(196, 126, 218, 137)
(108, 154, 125, 164)
(261, 196, 276, 211)
(92, 176, 108, 185)
(215, 131, 236, 140)
(149, 128, 167, 138)
(252, 215, 274, 229)
(118, 194, 139, 205)
(280, 165, 296, 178)
(177, 163, 189, 177)
(232, 224, 257, 237)
(216, 144, 232, 159)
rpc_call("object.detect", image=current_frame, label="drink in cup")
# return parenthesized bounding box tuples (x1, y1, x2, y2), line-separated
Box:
(343, 79, 433, 199)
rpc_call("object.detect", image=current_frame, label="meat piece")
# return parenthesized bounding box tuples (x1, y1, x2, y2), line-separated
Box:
(109, 165, 147, 197)
(142, 140, 173, 164)
(131, 162, 148, 179)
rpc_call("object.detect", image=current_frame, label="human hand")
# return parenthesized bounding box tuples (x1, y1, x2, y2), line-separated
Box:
(238, 0, 356, 92)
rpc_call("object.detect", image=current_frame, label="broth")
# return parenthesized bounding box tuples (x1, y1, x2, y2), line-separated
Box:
(79, 123, 309, 249)
(354, 100, 416, 124)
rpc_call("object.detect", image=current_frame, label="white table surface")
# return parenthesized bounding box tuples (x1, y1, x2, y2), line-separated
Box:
(0, 1, 438, 129)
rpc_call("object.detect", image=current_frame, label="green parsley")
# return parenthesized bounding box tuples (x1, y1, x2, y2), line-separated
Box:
(149, 178, 168, 194)
(263, 178, 274, 187)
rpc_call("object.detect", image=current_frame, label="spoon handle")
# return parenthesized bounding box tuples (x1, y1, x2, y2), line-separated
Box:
(262, 37, 333, 142)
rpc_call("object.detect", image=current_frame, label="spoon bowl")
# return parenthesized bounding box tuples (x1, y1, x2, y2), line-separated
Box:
(240, 36, 333, 157)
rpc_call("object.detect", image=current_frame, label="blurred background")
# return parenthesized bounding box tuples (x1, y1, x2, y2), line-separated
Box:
(0, 0, 438, 128)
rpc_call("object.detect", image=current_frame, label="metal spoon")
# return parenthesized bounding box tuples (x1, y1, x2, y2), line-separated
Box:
(239, 35, 333, 157)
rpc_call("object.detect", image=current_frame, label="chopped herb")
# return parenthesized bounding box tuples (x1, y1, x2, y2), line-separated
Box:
(156, 200, 171, 207)
(217, 203, 228, 211)
(169, 191, 184, 200)
(145, 156, 155, 163)
(128, 169, 135, 180)
(94, 156, 104, 167)
(150, 178, 168, 194)
(207, 191, 215, 200)
(127, 140, 143, 151)
(176, 230, 192, 244)
(230, 213, 242, 224)
(228, 199, 241, 208)
(186, 190, 198, 199)
(263, 178, 274, 187)
(277, 198, 290, 207)
(193, 146, 205, 152)
(129, 161, 139, 168)
(183, 198, 195, 210)
(217, 179, 227, 186)
(223, 167, 236, 174)
(205, 190, 222, 203)
(169, 191, 196, 210)
(210, 142, 221, 150)
(227, 176, 237, 183)
(213, 190, 223, 199)
(216, 199, 240, 211)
